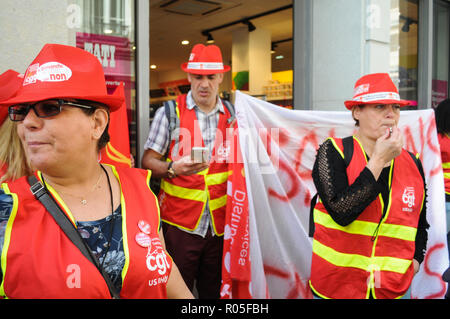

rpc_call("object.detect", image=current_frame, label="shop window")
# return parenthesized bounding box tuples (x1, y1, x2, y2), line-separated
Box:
(149, 1, 293, 109)
(72, 0, 137, 157)
(432, 0, 450, 108)
(390, 0, 419, 109)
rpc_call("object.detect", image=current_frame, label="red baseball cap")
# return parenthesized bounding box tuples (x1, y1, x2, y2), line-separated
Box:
(344, 73, 410, 110)
(0, 69, 23, 124)
(181, 44, 230, 75)
(0, 44, 123, 112)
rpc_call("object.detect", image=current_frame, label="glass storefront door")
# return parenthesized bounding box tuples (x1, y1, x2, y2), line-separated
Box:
(390, 0, 419, 109)
(73, 0, 137, 158)
(432, 0, 450, 108)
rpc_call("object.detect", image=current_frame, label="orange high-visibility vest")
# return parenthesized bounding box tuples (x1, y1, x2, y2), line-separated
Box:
(1, 165, 172, 299)
(310, 137, 425, 299)
(438, 133, 450, 197)
(158, 94, 233, 236)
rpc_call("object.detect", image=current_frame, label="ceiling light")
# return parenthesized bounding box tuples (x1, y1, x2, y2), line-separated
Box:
(104, 29, 113, 34)
(181, 40, 189, 45)
(150, 65, 157, 69)
(275, 55, 284, 60)
(271, 43, 277, 54)
(200, 5, 292, 39)
(206, 33, 215, 44)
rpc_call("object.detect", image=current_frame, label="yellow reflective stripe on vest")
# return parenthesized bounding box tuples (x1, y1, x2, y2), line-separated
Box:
(328, 137, 344, 159)
(312, 240, 412, 274)
(161, 179, 228, 209)
(442, 162, 450, 169)
(161, 168, 229, 202)
(209, 194, 227, 211)
(175, 103, 180, 118)
(107, 165, 131, 283)
(160, 180, 206, 202)
(205, 171, 230, 185)
(314, 210, 416, 241)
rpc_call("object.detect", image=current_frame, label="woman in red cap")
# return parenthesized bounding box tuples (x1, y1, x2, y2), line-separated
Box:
(309, 73, 428, 299)
(0, 44, 192, 299)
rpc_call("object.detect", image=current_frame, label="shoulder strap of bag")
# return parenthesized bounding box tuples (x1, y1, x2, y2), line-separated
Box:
(342, 136, 354, 168)
(164, 99, 179, 159)
(407, 151, 425, 181)
(309, 136, 354, 237)
(222, 98, 235, 124)
(27, 175, 120, 299)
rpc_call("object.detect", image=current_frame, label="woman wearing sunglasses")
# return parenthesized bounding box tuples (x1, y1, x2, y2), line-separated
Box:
(0, 44, 193, 299)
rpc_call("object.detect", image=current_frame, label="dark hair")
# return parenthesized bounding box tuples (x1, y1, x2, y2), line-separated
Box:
(435, 99, 450, 135)
(78, 100, 111, 150)
(352, 105, 365, 127)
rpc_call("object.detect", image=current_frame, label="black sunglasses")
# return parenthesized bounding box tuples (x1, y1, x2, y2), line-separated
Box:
(8, 99, 94, 122)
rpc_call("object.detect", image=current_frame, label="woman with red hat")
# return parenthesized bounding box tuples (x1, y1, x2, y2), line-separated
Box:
(309, 73, 429, 299)
(0, 70, 32, 182)
(0, 44, 192, 299)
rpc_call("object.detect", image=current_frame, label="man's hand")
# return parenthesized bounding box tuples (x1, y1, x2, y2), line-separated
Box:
(172, 155, 209, 176)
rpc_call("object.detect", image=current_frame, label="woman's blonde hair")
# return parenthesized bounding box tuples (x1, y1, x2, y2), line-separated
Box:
(0, 119, 32, 183)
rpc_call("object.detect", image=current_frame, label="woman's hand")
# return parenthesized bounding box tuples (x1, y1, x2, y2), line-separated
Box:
(367, 126, 403, 180)
(413, 259, 420, 275)
(372, 126, 403, 165)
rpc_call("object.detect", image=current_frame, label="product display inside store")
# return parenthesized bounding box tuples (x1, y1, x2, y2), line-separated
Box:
(149, 0, 293, 112)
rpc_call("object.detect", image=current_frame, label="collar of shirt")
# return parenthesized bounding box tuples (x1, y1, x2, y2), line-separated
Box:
(186, 90, 225, 114)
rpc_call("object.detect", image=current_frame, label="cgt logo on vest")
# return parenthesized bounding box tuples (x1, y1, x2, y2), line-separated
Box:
(135, 220, 171, 287)
(402, 187, 415, 212)
(146, 238, 171, 287)
(217, 141, 231, 161)
(146, 239, 171, 275)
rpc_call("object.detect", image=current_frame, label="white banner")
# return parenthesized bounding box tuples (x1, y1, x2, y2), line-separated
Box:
(234, 91, 449, 299)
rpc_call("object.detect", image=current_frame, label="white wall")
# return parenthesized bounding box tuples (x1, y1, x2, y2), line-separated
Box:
(312, 0, 365, 111)
(0, 0, 74, 74)
(232, 27, 250, 73)
(249, 28, 272, 95)
(296, 0, 392, 111)
(232, 27, 271, 96)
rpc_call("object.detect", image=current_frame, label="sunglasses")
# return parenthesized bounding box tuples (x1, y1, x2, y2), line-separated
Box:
(8, 99, 94, 122)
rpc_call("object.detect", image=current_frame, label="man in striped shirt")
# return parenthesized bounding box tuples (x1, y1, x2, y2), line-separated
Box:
(141, 44, 232, 298)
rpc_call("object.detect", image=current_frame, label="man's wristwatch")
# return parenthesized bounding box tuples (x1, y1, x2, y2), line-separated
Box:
(167, 161, 177, 178)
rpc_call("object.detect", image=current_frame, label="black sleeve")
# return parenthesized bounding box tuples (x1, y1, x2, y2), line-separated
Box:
(0, 189, 15, 288)
(311, 139, 383, 226)
(412, 157, 429, 264)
